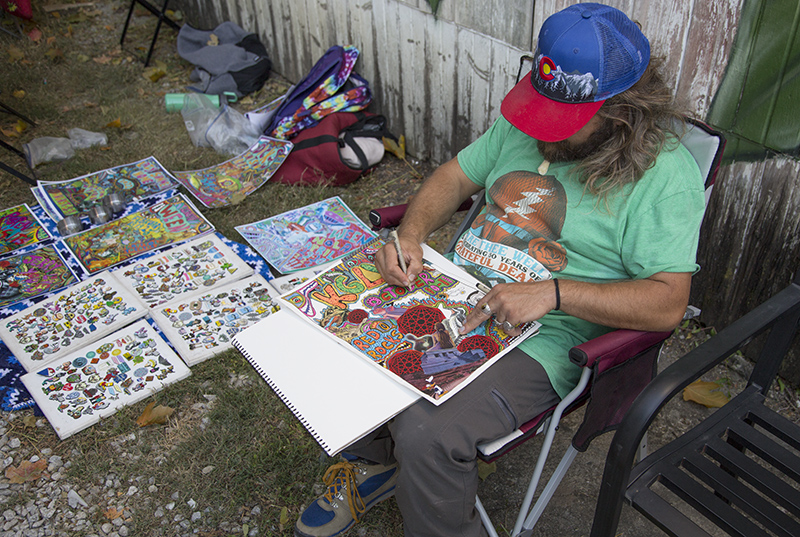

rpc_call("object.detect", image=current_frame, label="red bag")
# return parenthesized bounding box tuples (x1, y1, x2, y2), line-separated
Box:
(272, 111, 390, 186)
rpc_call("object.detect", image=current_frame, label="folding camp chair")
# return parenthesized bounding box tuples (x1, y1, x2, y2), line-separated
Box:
(119, 0, 180, 66)
(368, 118, 726, 536)
(589, 270, 800, 537)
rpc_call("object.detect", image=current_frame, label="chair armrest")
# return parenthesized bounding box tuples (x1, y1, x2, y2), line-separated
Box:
(589, 277, 800, 537)
(569, 329, 672, 369)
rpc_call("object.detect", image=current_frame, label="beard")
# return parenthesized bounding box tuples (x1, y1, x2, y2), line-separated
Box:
(537, 118, 616, 163)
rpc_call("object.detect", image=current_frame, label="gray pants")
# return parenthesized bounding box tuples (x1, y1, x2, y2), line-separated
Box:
(348, 348, 560, 537)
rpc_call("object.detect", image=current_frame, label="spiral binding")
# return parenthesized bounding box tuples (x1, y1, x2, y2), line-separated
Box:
(232, 339, 331, 454)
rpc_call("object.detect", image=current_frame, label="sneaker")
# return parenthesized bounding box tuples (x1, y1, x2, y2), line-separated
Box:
(294, 459, 398, 537)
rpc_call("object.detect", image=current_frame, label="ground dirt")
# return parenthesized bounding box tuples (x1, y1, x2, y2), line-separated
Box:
(2, 3, 800, 537)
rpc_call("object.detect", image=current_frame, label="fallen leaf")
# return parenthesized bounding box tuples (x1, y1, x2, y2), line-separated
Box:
(28, 28, 43, 42)
(136, 401, 174, 427)
(14, 120, 28, 133)
(93, 54, 113, 65)
(383, 135, 406, 159)
(1, 127, 19, 138)
(47, 36, 57, 45)
(22, 415, 36, 427)
(105, 118, 122, 128)
(5, 459, 48, 484)
(8, 46, 24, 62)
(207, 33, 219, 46)
(683, 379, 729, 408)
(279, 506, 289, 529)
(104, 507, 123, 520)
(143, 66, 166, 83)
(477, 459, 496, 480)
(45, 48, 65, 61)
(12, 90, 25, 99)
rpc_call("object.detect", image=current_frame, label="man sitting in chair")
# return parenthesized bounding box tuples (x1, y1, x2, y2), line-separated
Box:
(295, 3, 705, 537)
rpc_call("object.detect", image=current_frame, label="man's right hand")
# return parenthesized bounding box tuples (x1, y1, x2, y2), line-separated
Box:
(374, 235, 424, 288)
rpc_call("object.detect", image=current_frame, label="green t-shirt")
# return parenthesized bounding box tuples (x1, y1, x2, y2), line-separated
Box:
(455, 116, 705, 398)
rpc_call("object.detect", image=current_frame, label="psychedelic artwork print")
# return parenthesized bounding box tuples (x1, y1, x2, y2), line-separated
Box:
(281, 239, 539, 405)
(172, 136, 293, 208)
(152, 275, 280, 365)
(0, 245, 78, 308)
(0, 272, 147, 372)
(21, 319, 191, 440)
(112, 234, 254, 310)
(0, 204, 51, 255)
(37, 156, 175, 218)
(63, 194, 213, 274)
(236, 196, 375, 274)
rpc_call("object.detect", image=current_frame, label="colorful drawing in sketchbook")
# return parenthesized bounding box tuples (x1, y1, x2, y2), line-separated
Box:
(281, 239, 539, 404)
(172, 136, 293, 208)
(63, 194, 214, 274)
(0, 245, 78, 308)
(37, 156, 175, 218)
(0, 204, 51, 255)
(21, 319, 191, 440)
(0, 272, 148, 372)
(236, 196, 375, 274)
(152, 275, 280, 365)
(112, 233, 254, 309)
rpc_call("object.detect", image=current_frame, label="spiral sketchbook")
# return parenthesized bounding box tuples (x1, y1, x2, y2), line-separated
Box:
(232, 240, 539, 455)
(232, 309, 419, 456)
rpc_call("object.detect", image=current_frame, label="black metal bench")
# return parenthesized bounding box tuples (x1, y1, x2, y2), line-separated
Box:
(590, 270, 800, 537)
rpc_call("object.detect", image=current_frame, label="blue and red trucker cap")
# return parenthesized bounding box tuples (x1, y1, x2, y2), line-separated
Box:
(501, 3, 650, 142)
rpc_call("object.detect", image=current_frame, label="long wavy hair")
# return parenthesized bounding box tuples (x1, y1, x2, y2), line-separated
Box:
(576, 56, 688, 202)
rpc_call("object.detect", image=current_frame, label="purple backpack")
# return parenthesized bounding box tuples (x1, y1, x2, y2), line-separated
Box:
(266, 45, 372, 139)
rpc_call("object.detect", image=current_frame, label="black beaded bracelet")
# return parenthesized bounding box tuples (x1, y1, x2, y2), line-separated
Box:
(553, 278, 560, 310)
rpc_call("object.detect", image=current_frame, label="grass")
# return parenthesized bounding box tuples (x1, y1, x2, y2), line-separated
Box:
(1, 2, 436, 535)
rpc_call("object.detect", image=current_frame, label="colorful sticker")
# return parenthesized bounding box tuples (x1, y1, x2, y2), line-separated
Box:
(152, 275, 280, 366)
(21, 319, 191, 440)
(0, 272, 147, 372)
(112, 234, 254, 309)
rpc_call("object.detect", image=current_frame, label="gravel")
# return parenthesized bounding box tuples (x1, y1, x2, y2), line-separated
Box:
(0, 412, 262, 537)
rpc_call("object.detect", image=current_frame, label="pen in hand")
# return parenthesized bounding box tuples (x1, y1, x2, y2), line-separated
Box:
(390, 230, 408, 274)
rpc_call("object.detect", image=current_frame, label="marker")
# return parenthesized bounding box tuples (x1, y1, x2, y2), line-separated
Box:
(390, 230, 408, 274)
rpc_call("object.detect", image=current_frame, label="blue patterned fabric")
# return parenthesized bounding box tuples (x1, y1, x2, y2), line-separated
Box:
(0, 194, 273, 412)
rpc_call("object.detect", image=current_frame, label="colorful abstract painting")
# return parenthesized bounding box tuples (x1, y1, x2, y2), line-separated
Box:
(280, 239, 539, 404)
(21, 319, 191, 439)
(0, 204, 51, 255)
(37, 156, 175, 218)
(172, 136, 293, 208)
(152, 275, 280, 365)
(0, 272, 148, 372)
(0, 245, 77, 308)
(236, 196, 375, 274)
(63, 194, 214, 274)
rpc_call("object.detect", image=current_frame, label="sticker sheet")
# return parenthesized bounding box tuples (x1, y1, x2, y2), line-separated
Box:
(172, 136, 293, 208)
(0, 272, 147, 372)
(152, 275, 280, 366)
(0, 245, 78, 308)
(281, 239, 540, 405)
(236, 196, 375, 274)
(37, 156, 176, 218)
(63, 194, 214, 274)
(0, 204, 51, 255)
(21, 319, 191, 440)
(112, 234, 254, 310)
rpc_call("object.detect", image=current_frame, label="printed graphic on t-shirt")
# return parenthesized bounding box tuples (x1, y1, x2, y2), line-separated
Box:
(453, 171, 567, 284)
